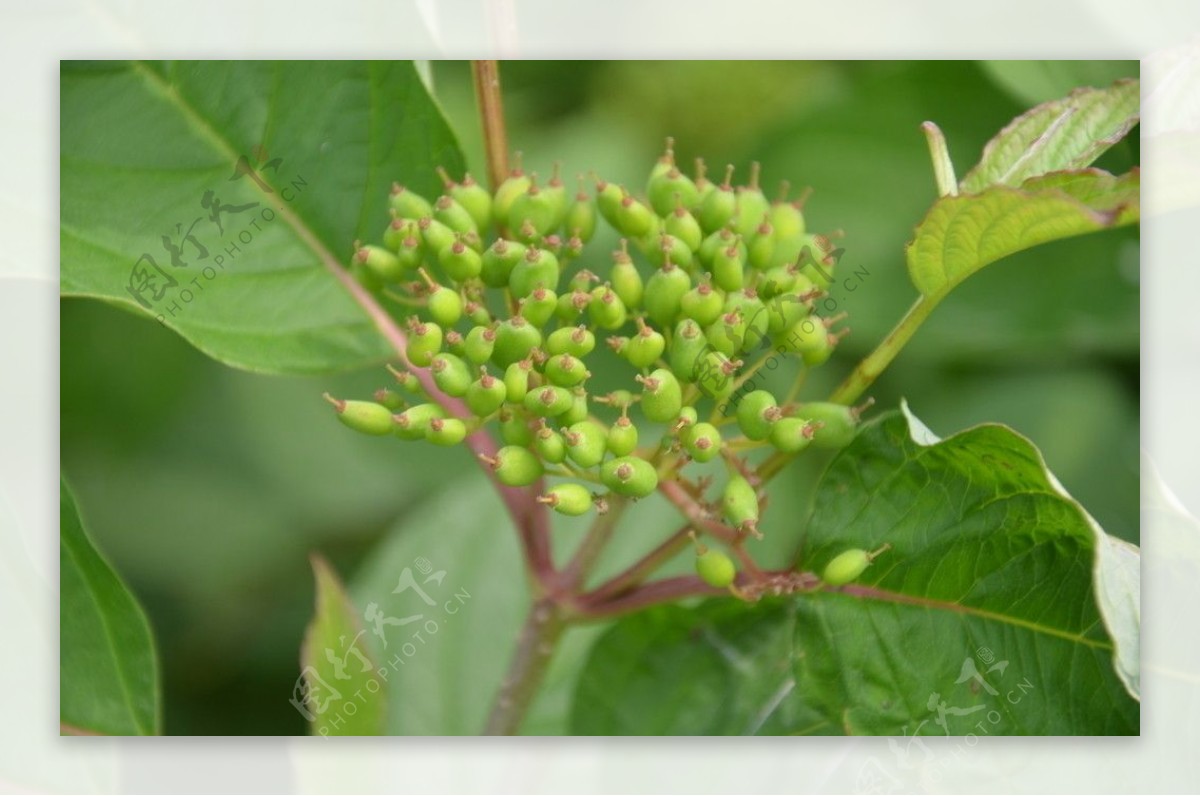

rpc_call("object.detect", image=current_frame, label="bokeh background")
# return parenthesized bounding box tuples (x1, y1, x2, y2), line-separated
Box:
(60, 60, 1139, 735)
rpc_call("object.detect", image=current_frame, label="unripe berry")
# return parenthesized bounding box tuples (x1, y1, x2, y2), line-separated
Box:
(466, 368, 507, 416)
(664, 201, 704, 252)
(324, 394, 394, 436)
(614, 191, 656, 238)
(438, 238, 483, 282)
(508, 177, 558, 238)
(625, 318, 666, 369)
(425, 416, 468, 446)
(430, 352, 472, 398)
(534, 421, 567, 463)
(418, 216, 456, 255)
(695, 548, 737, 588)
(747, 216, 776, 271)
(723, 290, 769, 352)
(606, 415, 639, 457)
(821, 548, 885, 587)
(519, 287, 558, 329)
(675, 406, 699, 428)
(588, 284, 628, 330)
(503, 359, 534, 403)
(734, 164, 770, 239)
(598, 389, 636, 411)
(546, 324, 595, 358)
(393, 402, 448, 440)
(766, 410, 811, 447)
(643, 263, 691, 329)
(647, 140, 701, 215)
(438, 170, 493, 232)
(736, 390, 780, 441)
(594, 178, 625, 227)
(695, 351, 741, 400)
(600, 456, 659, 498)
(406, 320, 443, 367)
(383, 216, 419, 253)
(706, 311, 745, 357)
(493, 157, 533, 226)
(721, 473, 759, 533)
(482, 445, 543, 487)
(493, 316, 543, 368)
(711, 237, 746, 292)
(669, 319, 709, 382)
(373, 388, 406, 411)
(563, 420, 607, 468)
(481, 238, 525, 288)
(683, 422, 722, 463)
(524, 384, 574, 418)
(389, 183, 434, 220)
(797, 234, 836, 289)
(609, 241, 644, 310)
(538, 482, 594, 516)
(463, 325, 497, 365)
(499, 408, 533, 446)
(554, 289, 592, 324)
(356, 244, 406, 283)
(434, 194, 478, 235)
(697, 227, 741, 269)
(638, 368, 683, 424)
(801, 401, 870, 450)
(766, 288, 815, 335)
(560, 387, 590, 426)
(697, 165, 737, 233)
(510, 246, 560, 298)
(777, 316, 836, 366)
(565, 179, 597, 242)
(680, 276, 725, 327)
(545, 353, 590, 387)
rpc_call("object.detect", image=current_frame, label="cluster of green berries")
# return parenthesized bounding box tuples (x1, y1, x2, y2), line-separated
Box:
(327, 140, 877, 592)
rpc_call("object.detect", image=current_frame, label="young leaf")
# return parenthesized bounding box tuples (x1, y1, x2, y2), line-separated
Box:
(570, 406, 1139, 735)
(959, 80, 1139, 192)
(907, 169, 1139, 302)
(60, 61, 466, 375)
(60, 479, 161, 735)
(299, 554, 386, 736)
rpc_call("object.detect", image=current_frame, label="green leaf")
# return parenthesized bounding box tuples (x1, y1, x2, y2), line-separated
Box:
(60, 479, 160, 735)
(571, 406, 1139, 735)
(959, 80, 1139, 192)
(298, 554, 386, 736)
(60, 60, 465, 375)
(907, 169, 1139, 301)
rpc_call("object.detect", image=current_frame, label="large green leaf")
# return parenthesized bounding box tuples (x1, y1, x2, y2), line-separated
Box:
(60, 60, 464, 374)
(958, 80, 1139, 192)
(907, 170, 1139, 302)
(298, 555, 386, 736)
(60, 479, 160, 735)
(571, 406, 1139, 735)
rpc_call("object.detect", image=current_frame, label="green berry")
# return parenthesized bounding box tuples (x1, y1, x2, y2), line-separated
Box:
(680, 277, 725, 327)
(483, 445, 543, 487)
(393, 402, 448, 440)
(588, 284, 628, 330)
(538, 482, 593, 516)
(647, 233, 693, 271)
(524, 385, 574, 418)
(466, 369, 507, 416)
(600, 389, 636, 411)
(406, 320, 443, 367)
(324, 395, 394, 436)
(493, 316, 543, 368)
(721, 473, 759, 532)
(778, 316, 835, 366)
(503, 359, 534, 404)
(669, 319, 709, 382)
(430, 352, 472, 398)
(706, 312, 745, 357)
(499, 408, 533, 446)
(734, 164, 770, 239)
(697, 165, 737, 233)
(800, 401, 863, 450)
(600, 456, 659, 498)
(464, 325, 497, 365)
(797, 234, 836, 289)
(822, 549, 873, 586)
(695, 351, 740, 400)
(646, 141, 700, 215)
(736, 390, 780, 441)
(770, 196, 806, 240)
(355, 244, 406, 283)
(493, 160, 533, 227)
(609, 241, 644, 310)
(534, 422, 567, 463)
(389, 183, 434, 220)
(508, 177, 558, 237)
(683, 422, 722, 462)
(563, 420, 607, 468)
(614, 191, 656, 238)
(565, 183, 597, 243)
(766, 289, 815, 335)
(606, 415, 639, 457)
(723, 290, 769, 352)
(664, 202, 704, 253)
(769, 416, 817, 454)
(643, 263, 691, 329)
(747, 217, 776, 271)
(695, 549, 736, 588)
(441, 171, 493, 232)
(697, 227, 740, 269)
(382, 216, 418, 252)
(560, 388, 590, 426)
(510, 246, 560, 298)
(594, 178, 624, 227)
(438, 238, 483, 282)
(546, 324, 595, 358)
(675, 406, 699, 428)
(425, 417, 468, 446)
(481, 238, 525, 288)
(554, 289, 592, 324)
(418, 216, 456, 256)
(545, 353, 590, 387)
(624, 319, 666, 369)
(711, 237, 746, 292)
(638, 368, 683, 424)
(519, 287, 558, 328)
(434, 194, 478, 235)
(373, 388, 405, 411)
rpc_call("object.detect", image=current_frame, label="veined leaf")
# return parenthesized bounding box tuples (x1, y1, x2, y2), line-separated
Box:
(60, 60, 465, 375)
(60, 479, 160, 735)
(907, 169, 1139, 301)
(959, 80, 1139, 192)
(570, 405, 1139, 735)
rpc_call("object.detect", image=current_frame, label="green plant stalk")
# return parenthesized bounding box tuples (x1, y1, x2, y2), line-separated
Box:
(827, 293, 938, 406)
(482, 598, 564, 735)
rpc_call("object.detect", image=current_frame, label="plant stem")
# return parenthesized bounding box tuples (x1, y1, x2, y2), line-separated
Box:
(826, 294, 938, 406)
(658, 477, 739, 544)
(921, 121, 958, 197)
(483, 597, 564, 735)
(559, 496, 630, 591)
(583, 523, 695, 603)
(578, 575, 725, 619)
(472, 60, 509, 192)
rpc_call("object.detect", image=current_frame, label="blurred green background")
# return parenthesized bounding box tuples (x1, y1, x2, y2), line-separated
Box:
(61, 60, 1139, 735)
